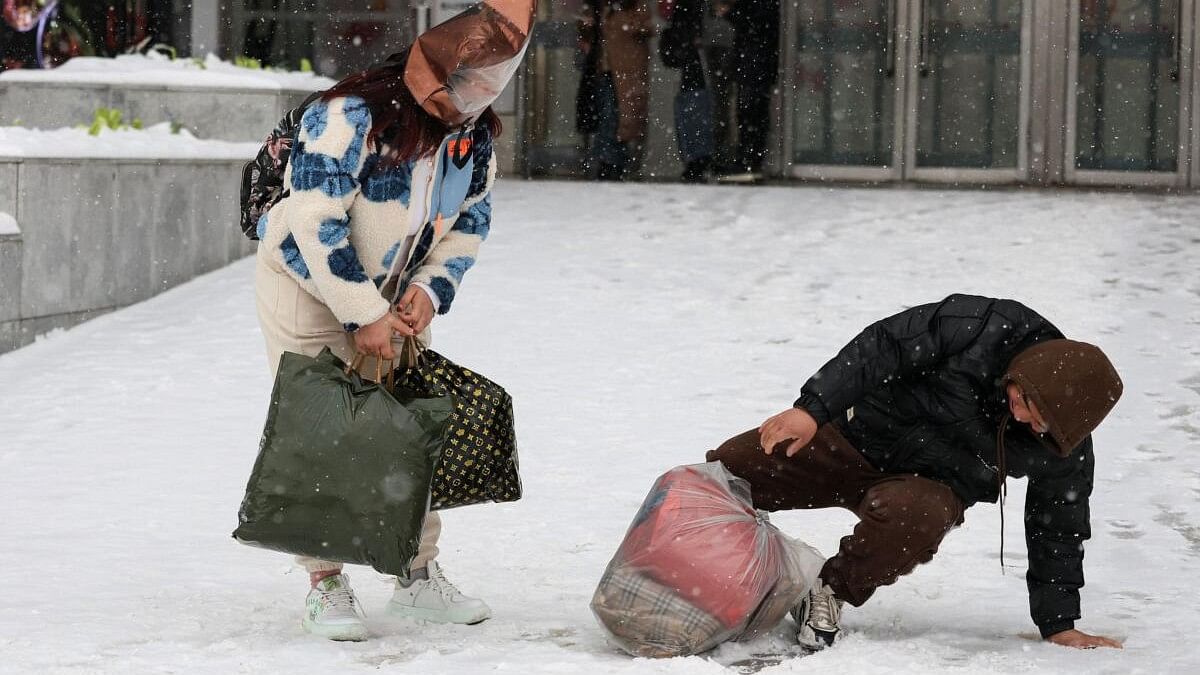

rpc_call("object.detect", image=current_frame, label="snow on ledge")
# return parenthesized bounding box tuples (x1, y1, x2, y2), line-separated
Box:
(0, 124, 259, 160)
(0, 212, 18, 236)
(0, 54, 337, 92)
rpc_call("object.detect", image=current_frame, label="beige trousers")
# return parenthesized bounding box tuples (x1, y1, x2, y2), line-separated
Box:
(254, 248, 441, 575)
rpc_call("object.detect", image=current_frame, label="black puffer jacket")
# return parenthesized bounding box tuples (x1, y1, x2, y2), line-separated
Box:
(794, 294, 1094, 638)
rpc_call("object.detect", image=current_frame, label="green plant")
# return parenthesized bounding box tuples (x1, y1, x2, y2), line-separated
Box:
(235, 55, 263, 70)
(88, 108, 121, 136)
(191, 56, 207, 70)
(84, 108, 145, 136)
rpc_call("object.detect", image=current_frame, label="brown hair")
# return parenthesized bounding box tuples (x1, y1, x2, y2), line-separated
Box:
(321, 50, 502, 162)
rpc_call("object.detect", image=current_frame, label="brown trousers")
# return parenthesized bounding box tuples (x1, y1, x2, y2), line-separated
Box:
(706, 425, 964, 607)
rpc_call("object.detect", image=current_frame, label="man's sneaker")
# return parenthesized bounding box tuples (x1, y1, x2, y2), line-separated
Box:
(302, 574, 368, 641)
(792, 580, 843, 651)
(387, 561, 491, 625)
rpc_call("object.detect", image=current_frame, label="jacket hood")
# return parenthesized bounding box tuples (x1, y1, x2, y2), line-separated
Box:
(404, 0, 537, 127)
(1004, 339, 1123, 456)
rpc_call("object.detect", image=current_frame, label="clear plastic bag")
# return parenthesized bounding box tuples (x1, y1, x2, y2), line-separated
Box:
(592, 462, 825, 658)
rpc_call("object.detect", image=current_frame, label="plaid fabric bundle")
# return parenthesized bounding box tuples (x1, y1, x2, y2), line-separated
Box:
(592, 461, 825, 658)
(591, 565, 727, 658)
(394, 341, 521, 510)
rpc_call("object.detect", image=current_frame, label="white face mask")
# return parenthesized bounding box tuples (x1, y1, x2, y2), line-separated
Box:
(404, 0, 537, 126)
(444, 41, 530, 118)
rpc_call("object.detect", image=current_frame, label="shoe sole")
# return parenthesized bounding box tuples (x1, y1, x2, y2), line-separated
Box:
(796, 626, 838, 651)
(716, 174, 764, 184)
(385, 602, 491, 625)
(794, 598, 838, 651)
(302, 617, 369, 641)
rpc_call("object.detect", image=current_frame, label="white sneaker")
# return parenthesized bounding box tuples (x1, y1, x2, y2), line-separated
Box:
(387, 561, 492, 625)
(302, 574, 368, 641)
(716, 169, 764, 184)
(793, 580, 843, 651)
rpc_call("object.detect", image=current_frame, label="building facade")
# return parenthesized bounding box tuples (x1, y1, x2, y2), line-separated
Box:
(28, 0, 1200, 189)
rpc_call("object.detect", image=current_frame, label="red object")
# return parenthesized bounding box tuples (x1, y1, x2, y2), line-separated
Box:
(616, 465, 782, 628)
(658, 0, 676, 21)
(448, 137, 473, 161)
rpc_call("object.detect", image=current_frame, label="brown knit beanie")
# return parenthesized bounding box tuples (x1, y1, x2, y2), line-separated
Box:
(1004, 339, 1123, 456)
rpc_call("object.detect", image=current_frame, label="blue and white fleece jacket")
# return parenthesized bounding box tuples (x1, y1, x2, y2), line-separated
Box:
(257, 95, 496, 331)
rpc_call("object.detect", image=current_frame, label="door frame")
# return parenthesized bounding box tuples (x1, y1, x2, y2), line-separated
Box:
(518, 16, 584, 177)
(1064, 0, 1195, 188)
(784, 0, 910, 182)
(904, 0, 1033, 184)
(784, 0, 1033, 184)
(1191, 0, 1200, 187)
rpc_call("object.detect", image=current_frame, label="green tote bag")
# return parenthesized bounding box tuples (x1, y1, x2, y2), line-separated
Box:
(234, 347, 453, 577)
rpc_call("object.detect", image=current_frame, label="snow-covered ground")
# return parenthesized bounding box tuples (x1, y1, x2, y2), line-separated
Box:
(1, 182, 1198, 674)
(0, 211, 18, 235)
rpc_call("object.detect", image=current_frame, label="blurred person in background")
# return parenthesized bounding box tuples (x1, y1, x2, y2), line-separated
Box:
(716, 0, 779, 182)
(579, 0, 653, 181)
(0, 0, 37, 69)
(659, 0, 715, 183)
(701, 0, 737, 173)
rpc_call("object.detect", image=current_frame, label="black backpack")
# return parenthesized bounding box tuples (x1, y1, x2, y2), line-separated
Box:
(239, 90, 324, 240)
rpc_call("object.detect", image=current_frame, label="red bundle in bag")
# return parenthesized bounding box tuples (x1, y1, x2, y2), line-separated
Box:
(618, 465, 770, 627)
(592, 462, 824, 657)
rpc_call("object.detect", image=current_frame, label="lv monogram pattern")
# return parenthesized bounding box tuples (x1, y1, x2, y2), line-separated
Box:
(396, 349, 521, 510)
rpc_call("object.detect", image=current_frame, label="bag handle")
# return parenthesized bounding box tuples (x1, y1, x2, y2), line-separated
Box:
(344, 351, 396, 390)
(399, 335, 424, 370)
(375, 356, 395, 389)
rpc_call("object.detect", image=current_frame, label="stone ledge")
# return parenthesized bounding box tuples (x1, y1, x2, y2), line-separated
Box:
(0, 82, 313, 143)
(0, 154, 254, 355)
(0, 55, 334, 143)
(0, 231, 20, 324)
